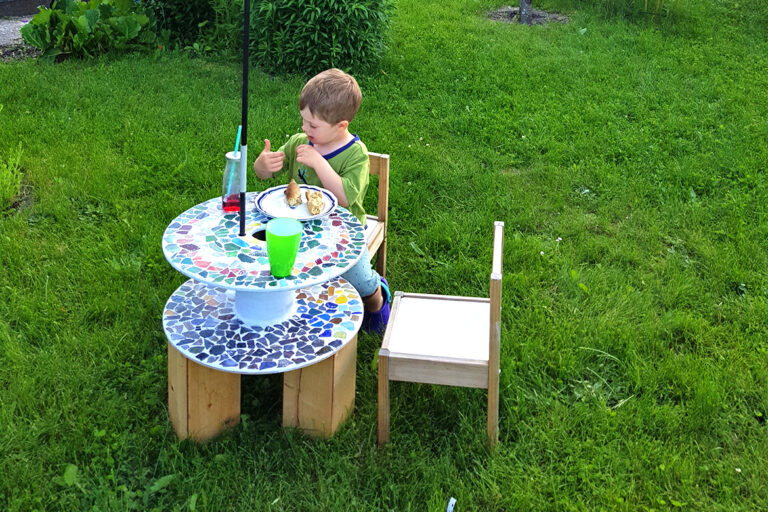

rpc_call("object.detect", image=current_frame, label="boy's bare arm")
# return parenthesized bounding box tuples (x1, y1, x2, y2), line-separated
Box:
(295, 144, 349, 206)
(253, 139, 285, 180)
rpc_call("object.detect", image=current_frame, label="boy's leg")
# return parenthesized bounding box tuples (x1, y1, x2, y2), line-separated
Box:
(342, 248, 391, 333)
(362, 285, 384, 312)
(342, 247, 381, 306)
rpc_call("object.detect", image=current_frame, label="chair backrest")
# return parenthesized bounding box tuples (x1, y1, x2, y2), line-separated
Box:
(368, 152, 389, 224)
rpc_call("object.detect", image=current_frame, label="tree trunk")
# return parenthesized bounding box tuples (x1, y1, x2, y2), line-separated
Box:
(519, 0, 532, 25)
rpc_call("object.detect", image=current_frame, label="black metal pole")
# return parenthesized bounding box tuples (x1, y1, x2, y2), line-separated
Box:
(239, 0, 250, 237)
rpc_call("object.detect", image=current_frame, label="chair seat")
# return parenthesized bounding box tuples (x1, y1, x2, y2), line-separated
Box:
(365, 216, 385, 259)
(383, 293, 490, 388)
(365, 215, 381, 241)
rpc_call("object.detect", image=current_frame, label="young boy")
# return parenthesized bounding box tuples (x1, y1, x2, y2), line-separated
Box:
(253, 68, 391, 333)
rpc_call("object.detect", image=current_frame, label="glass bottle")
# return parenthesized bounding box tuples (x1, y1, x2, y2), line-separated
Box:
(222, 151, 241, 212)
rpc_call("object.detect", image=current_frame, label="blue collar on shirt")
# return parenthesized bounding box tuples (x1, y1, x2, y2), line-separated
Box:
(309, 134, 360, 160)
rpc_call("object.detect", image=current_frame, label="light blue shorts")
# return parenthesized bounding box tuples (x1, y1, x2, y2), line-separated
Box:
(341, 247, 381, 298)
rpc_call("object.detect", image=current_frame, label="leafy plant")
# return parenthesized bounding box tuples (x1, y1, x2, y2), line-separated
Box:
(251, 0, 393, 77)
(0, 104, 23, 210)
(21, 0, 157, 62)
(0, 140, 23, 211)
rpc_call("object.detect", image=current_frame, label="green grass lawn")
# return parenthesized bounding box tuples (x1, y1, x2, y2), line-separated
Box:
(1, 0, 767, 509)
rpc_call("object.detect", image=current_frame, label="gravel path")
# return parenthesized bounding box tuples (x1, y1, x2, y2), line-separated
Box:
(0, 16, 27, 47)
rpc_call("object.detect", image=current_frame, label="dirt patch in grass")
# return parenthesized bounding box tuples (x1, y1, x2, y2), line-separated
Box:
(0, 42, 39, 62)
(2, 180, 34, 216)
(488, 6, 570, 25)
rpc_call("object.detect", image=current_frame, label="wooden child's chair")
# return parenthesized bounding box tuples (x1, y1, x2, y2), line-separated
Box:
(377, 221, 504, 447)
(365, 152, 389, 277)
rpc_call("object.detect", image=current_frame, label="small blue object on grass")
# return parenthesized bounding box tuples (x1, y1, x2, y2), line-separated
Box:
(446, 497, 457, 512)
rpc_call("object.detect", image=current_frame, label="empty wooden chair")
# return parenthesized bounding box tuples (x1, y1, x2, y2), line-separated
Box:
(377, 221, 504, 447)
(365, 152, 389, 277)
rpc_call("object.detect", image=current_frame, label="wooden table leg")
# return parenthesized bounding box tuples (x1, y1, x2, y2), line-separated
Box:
(282, 335, 357, 437)
(167, 342, 241, 442)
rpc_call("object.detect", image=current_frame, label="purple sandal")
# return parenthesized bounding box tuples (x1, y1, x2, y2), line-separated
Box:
(362, 277, 391, 335)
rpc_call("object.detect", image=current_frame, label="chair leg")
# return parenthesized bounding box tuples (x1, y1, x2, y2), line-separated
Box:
(487, 382, 499, 448)
(377, 353, 390, 445)
(376, 237, 387, 277)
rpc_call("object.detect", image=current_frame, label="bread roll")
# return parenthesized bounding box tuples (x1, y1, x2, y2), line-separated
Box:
(305, 189, 325, 215)
(285, 179, 302, 207)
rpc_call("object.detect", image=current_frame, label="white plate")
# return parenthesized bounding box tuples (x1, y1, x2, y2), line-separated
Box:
(255, 184, 337, 221)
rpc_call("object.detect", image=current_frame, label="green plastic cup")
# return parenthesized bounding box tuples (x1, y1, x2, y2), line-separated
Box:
(266, 218, 303, 278)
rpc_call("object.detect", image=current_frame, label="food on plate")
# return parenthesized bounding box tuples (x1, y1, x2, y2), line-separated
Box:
(285, 179, 302, 207)
(305, 189, 325, 215)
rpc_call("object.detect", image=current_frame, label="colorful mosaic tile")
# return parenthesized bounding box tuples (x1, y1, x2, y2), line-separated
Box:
(162, 278, 363, 374)
(162, 193, 366, 291)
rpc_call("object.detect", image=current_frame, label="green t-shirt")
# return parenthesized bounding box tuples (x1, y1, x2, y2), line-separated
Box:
(277, 133, 369, 225)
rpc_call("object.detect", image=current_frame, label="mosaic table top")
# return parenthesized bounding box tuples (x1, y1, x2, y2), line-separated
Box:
(162, 193, 366, 292)
(163, 278, 363, 374)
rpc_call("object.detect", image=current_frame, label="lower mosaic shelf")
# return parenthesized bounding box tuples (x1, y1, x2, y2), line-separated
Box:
(162, 277, 363, 374)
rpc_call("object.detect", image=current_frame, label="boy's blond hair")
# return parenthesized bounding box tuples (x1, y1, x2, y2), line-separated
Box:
(299, 68, 362, 125)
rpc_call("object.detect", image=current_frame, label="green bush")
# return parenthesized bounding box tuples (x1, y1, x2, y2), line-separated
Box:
(141, 0, 214, 48)
(21, 0, 157, 62)
(207, 0, 247, 55)
(250, 0, 393, 77)
(140, 0, 244, 56)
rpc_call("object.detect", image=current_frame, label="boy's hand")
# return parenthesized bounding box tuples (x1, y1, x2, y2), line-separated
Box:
(296, 144, 323, 169)
(253, 139, 285, 179)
